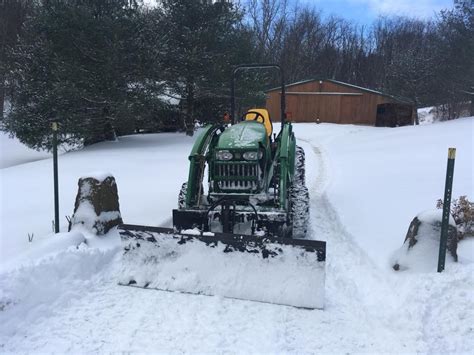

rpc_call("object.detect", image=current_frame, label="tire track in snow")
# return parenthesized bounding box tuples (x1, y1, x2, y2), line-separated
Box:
(298, 138, 425, 352)
(300, 141, 330, 197)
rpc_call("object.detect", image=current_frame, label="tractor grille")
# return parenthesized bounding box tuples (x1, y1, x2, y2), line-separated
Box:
(215, 163, 260, 191)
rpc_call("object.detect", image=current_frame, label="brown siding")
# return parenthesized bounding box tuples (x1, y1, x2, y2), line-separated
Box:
(265, 79, 407, 126)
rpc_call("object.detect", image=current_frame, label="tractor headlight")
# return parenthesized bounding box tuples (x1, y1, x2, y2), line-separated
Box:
(243, 151, 261, 160)
(216, 150, 233, 160)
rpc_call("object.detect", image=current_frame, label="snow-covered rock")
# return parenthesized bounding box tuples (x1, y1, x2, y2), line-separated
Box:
(392, 210, 458, 272)
(70, 174, 123, 235)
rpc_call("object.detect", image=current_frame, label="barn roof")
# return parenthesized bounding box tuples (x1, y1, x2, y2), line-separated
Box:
(266, 78, 413, 104)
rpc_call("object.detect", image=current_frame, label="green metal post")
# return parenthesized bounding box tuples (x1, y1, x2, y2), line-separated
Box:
(437, 148, 456, 272)
(52, 121, 60, 233)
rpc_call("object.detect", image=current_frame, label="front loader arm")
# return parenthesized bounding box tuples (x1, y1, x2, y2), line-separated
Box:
(185, 124, 223, 207)
(278, 123, 296, 209)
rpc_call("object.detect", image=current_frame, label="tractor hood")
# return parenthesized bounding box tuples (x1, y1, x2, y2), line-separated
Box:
(217, 121, 267, 150)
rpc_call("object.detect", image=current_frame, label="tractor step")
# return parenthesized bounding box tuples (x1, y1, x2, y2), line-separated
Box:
(118, 224, 326, 309)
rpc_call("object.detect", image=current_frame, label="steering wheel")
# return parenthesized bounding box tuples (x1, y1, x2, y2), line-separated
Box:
(240, 110, 266, 123)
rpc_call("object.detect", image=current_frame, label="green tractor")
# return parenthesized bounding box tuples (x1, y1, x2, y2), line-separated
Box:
(174, 64, 309, 238)
(119, 65, 326, 309)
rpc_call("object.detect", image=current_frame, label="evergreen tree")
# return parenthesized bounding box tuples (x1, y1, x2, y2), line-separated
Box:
(0, 0, 30, 120)
(4, 0, 164, 150)
(158, 0, 251, 133)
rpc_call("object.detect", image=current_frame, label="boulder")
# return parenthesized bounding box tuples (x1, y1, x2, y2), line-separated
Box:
(70, 173, 123, 235)
(392, 210, 458, 272)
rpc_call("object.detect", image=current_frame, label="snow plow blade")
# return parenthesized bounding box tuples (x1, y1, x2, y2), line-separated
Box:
(118, 224, 326, 309)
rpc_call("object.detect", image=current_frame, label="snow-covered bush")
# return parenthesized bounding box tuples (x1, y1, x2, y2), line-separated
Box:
(437, 196, 473, 239)
(433, 102, 472, 121)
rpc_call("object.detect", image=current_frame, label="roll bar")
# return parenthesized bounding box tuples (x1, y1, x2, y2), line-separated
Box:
(230, 64, 286, 129)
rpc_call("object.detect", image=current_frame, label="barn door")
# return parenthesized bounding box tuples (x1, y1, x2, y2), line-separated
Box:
(340, 96, 361, 124)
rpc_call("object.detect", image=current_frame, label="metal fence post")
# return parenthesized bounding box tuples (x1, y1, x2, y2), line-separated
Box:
(52, 121, 60, 233)
(437, 148, 456, 272)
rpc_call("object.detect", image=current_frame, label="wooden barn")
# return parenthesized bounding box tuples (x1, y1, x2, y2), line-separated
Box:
(265, 79, 414, 127)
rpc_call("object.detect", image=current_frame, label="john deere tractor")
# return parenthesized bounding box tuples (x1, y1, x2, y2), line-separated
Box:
(119, 64, 325, 309)
(173, 64, 309, 238)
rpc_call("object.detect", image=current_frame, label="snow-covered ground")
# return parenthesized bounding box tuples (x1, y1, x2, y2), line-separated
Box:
(0, 118, 473, 352)
(293, 119, 473, 268)
(0, 131, 52, 169)
(0, 132, 195, 263)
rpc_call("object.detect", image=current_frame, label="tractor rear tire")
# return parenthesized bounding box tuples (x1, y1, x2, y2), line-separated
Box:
(289, 146, 309, 238)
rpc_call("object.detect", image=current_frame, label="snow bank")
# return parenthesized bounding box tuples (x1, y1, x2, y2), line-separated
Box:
(0, 231, 85, 272)
(0, 245, 119, 340)
(20, 231, 85, 259)
(0, 227, 121, 341)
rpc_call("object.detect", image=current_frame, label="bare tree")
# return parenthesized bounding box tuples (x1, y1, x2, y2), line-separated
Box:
(247, 0, 289, 61)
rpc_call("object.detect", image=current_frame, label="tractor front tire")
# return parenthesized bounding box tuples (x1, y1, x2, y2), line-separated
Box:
(289, 146, 309, 238)
(178, 182, 187, 209)
(294, 145, 306, 184)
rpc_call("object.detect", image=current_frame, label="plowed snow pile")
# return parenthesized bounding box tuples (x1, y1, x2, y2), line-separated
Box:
(0, 118, 473, 353)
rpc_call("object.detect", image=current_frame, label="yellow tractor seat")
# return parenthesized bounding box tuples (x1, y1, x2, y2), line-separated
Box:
(244, 108, 273, 136)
